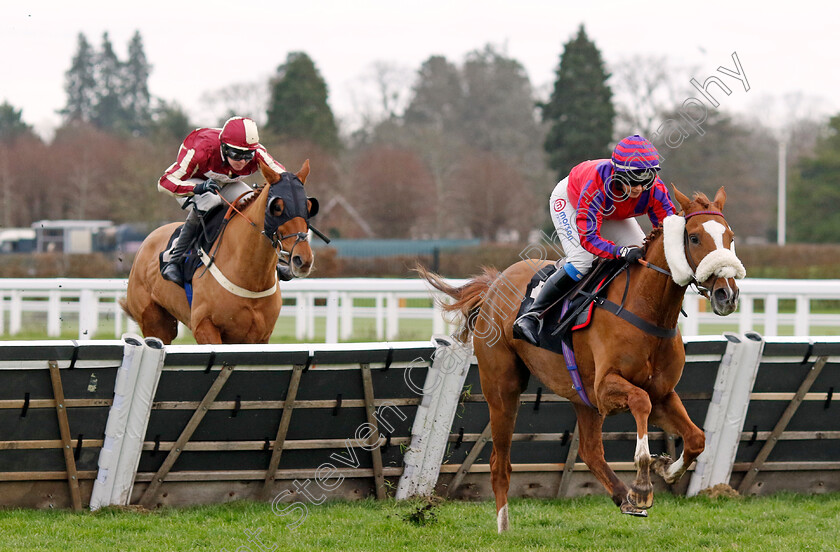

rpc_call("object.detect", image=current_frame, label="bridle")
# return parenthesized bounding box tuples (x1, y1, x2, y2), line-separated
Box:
(216, 180, 330, 272)
(641, 210, 727, 299)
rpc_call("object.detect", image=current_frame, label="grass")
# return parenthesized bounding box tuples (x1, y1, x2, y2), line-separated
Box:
(0, 493, 838, 551)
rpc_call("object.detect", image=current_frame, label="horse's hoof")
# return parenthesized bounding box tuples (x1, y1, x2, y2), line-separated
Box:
(628, 487, 654, 510)
(620, 501, 648, 517)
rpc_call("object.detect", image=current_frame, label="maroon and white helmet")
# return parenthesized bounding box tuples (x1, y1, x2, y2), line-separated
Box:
(220, 116, 260, 151)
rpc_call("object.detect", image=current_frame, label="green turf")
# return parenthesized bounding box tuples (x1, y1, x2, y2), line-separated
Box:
(1, 493, 838, 551)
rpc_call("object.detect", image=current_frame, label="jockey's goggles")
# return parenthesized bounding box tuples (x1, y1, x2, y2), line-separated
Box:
(616, 169, 657, 191)
(223, 144, 256, 162)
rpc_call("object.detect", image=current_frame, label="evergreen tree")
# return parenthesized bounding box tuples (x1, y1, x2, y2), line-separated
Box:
(0, 102, 35, 142)
(92, 32, 127, 132)
(403, 55, 463, 133)
(460, 45, 542, 159)
(789, 114, 840, 243)
(542, 25, 615, 179)
(61, 33, 96, 123)
(123, 31, 152, 135)
(151, 101, 193, 144)
(266, 52, 340, 152)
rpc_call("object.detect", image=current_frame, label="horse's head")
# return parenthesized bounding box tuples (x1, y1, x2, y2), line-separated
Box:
(259, 159, 318, 279)
(663, 185, 745, 316)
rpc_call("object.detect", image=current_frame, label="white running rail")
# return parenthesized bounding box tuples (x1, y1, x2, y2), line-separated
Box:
(0, 278, 838, 342)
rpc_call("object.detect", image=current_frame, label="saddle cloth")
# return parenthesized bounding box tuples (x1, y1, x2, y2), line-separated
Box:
(516, 259, 622, 356)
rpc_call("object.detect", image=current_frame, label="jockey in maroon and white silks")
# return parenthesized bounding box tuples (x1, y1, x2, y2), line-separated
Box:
(158, 116, 288, 286)
(158, 125, 285, 199)
(513, 134, 677, 346)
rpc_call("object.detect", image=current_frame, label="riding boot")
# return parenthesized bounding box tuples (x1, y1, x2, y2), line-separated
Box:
(162, 209, 201, 286)
(512, 265, 579, 346)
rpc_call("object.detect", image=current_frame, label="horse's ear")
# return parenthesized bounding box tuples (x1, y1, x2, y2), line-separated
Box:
(296, 159, 310, 185)
(259, 159, 280, 184)
(671, 183, 692, 213)
(713, 186, 727, 210)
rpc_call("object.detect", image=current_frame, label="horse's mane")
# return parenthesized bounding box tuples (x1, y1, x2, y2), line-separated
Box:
(643, 226, 663, 251)
(236, 186, 263, 210)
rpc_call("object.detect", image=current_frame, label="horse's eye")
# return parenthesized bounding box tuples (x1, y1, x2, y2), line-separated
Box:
(270, 198, 284, 216)
(689, 234, 700, 245)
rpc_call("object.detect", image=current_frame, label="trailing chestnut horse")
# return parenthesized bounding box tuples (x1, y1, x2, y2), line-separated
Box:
(419, 186, 745, 532)
(123, 160, 317, 344)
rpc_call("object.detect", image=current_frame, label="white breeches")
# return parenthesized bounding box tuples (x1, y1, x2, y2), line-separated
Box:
(176, 179, 253, 213)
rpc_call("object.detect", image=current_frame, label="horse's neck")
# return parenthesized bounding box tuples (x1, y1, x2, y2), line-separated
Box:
(217, 186, 276, 286)
(626, 234, 687, 329)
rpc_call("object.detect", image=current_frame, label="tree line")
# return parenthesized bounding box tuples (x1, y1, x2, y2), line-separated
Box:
(0, 26, 835, 244)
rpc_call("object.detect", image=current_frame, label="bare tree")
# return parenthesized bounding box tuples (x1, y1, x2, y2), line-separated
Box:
(610, 55, 696, 138)
(199, 79, 270, 126)
(344, 60, 412, 139)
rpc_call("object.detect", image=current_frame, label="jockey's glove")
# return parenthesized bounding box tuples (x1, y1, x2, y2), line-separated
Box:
(618, 246, 644, 264)
(193, 179, 221, 196)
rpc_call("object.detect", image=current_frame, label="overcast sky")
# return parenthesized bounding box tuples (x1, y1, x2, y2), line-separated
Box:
(3, 0, 837, 139)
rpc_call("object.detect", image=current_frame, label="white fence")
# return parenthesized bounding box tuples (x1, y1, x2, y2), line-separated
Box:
(0, 278, 838, 342)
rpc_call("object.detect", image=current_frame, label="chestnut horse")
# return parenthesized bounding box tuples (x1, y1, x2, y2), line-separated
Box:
(420, 186, 745, 532)
(123, 160, 316, 344)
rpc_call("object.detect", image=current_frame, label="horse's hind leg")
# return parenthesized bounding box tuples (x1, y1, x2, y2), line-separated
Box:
(650, 391, 705, 484)
(137, 301, 179, 345)
(597, 373, 654, 511)
(477, 348, 528, 533)
(572, 403, 643, 516)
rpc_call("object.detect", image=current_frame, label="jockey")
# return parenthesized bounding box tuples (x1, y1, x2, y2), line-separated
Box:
(157, 116, 287, 286)
(513, 134, 677, 346)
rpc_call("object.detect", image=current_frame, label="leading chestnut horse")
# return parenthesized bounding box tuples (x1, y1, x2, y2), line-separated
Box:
(419, 185, 745, 532)
(123, 160, 316, 344)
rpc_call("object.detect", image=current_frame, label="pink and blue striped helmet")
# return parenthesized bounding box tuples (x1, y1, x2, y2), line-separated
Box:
(611, 134, 660, 172)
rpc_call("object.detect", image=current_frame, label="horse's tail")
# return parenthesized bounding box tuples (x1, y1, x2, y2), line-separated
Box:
(414, 264, 500, 343)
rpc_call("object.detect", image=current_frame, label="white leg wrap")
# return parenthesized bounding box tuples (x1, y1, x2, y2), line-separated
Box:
(634, 434, 650, 466)
(665, 453, 686, 483)
(497, 503, 509, 533)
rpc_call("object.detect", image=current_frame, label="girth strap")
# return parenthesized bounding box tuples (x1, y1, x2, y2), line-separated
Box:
(592, 296, 678, 338)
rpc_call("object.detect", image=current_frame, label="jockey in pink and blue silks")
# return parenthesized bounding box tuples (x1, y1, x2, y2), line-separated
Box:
(513, 134, 677, 346)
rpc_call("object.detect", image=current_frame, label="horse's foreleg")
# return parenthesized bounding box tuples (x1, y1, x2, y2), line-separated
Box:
(572, 403, 633, 511)
(598, 373, 653, 511)
(650, 391, 705, 484)
(192, 318, 223, 344)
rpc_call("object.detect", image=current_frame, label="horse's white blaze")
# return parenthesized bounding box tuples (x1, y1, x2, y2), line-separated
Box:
(693, 219, 746, 283)
(497, 503, 509, 533)
(634, 434, 650, 465)
(665, 453, 686, 482)
(702, 220, 727, 249)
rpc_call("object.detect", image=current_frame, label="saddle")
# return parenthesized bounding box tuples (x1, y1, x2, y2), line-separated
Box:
(158, 205, 227, 291)
(516, 258, 625, 356)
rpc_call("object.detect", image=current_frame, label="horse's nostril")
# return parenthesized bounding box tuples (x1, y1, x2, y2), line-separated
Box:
(714, 288, 729, 302)
(293, 256, 303, 268)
